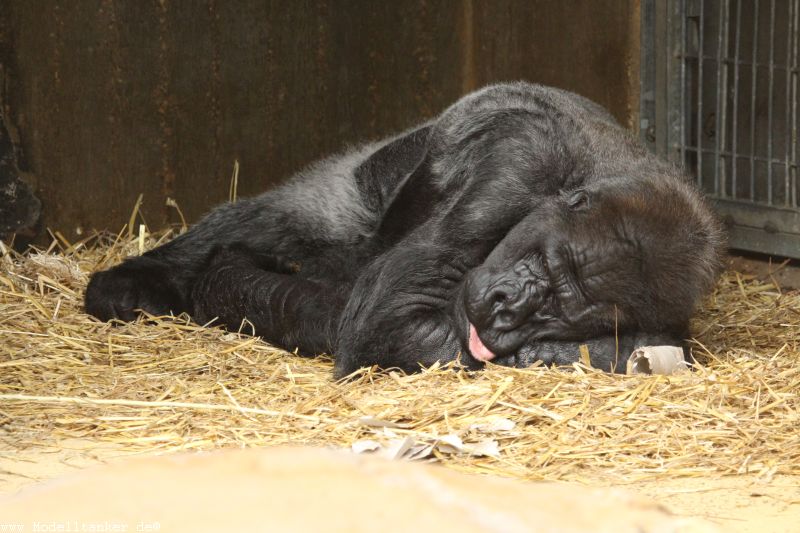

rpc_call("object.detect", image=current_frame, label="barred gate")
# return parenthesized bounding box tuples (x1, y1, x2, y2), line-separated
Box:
(641, 0, 800, 258)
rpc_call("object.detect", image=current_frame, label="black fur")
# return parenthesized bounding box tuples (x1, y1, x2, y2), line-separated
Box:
(85, 83, 725, 378)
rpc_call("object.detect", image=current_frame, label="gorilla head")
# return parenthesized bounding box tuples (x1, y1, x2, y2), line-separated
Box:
(370, 84, 724, 365)
(461, 178, 723, 362)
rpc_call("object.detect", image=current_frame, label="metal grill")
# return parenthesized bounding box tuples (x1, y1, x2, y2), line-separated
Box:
(642, 0, 800, 258)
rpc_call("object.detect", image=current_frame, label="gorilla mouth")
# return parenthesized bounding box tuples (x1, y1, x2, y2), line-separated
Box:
(468, 323, 496, 362)
(467, 320, 539, 362)
(462, 249, 558, 363)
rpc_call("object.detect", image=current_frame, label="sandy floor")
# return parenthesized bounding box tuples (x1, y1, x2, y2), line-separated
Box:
(2, 442, 798, 532)
(630, 475, 800, 532)
(0, 440, 133, 495)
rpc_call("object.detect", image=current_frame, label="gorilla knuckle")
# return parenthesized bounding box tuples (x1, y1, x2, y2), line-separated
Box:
(85, 259, 183, 322)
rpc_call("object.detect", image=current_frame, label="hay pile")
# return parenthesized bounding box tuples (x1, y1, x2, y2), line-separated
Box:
(1, 230, 799, 484)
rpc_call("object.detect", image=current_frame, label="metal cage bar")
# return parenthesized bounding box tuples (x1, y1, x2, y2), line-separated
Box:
(767, 0, 775, 205)
(750, 0, 760, 202)
(793, 0, 799, 207)
(713, 0, 728, 198)
(731, 0, 742, 199)
(784, 0, 794, 206)
(697, 0, 705, 187)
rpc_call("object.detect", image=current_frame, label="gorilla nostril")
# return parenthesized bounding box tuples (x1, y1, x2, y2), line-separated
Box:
(493, 310, 517, 331)
(489, 286, 513, 306)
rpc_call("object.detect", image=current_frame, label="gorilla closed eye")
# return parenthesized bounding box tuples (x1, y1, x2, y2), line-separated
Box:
(83, 82, 724, 378)
(566, 189, 590, 211)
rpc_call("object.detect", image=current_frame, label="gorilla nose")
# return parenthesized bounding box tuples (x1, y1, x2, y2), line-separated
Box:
(464, 266, 549, 358)
(487, 286, 528, 331)
(464, 271, 535, 333)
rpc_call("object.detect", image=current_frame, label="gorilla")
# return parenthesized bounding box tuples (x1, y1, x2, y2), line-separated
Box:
(85, 82, 725, 378)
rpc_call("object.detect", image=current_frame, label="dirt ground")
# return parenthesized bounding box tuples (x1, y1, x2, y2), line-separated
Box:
(2, 441, 798, 532)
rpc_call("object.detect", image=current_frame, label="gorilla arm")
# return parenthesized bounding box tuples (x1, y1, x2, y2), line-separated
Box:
(498, 332, 688, 373)
(84, 125, 432, 324)
(190, 245, 348, 356)
(85, 198, 273, 321)
(334, 244, 481, 379)
(332, 240, 688, 377)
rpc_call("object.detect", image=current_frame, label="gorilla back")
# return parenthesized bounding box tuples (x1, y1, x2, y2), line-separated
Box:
(85, 82, 725, 378)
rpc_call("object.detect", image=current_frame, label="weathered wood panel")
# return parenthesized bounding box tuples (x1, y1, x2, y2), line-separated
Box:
(469, 0, 641, 130)
(1, 1, 640, 239)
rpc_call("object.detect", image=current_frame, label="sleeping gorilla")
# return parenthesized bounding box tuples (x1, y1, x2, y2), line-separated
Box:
(85, 82, 725, 378)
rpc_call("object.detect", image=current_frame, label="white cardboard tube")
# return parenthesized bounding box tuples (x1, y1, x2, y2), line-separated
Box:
(626, 346, 688, 375)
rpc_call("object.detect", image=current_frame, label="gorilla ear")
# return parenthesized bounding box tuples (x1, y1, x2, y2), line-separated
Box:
(565, 189, 590, 211)
(353, 124, 433, 213)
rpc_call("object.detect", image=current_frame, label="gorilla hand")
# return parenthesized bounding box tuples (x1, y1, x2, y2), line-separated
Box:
(85, 256, 187, 322)
(335, 245, 481, 379)
(493, 332, 688, 373)
(190, 243, 345, 356)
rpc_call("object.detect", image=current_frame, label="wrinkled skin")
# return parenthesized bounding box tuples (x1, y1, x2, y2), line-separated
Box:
(85, 83, 725, 378)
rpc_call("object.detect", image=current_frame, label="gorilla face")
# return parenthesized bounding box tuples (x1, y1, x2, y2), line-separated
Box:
(461, 180, 717, 362)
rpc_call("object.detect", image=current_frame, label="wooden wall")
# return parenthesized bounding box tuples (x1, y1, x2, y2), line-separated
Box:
(0, 0, 640, 239)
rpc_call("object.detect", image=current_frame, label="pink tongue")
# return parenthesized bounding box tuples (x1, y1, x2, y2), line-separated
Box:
(468, 323, 496, 362)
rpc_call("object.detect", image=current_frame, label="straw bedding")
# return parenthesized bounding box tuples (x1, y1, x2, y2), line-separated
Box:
(1, 229, 798, 484)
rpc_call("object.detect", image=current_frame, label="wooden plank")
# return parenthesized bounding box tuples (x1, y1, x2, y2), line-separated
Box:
(470, 0, 641, 128)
